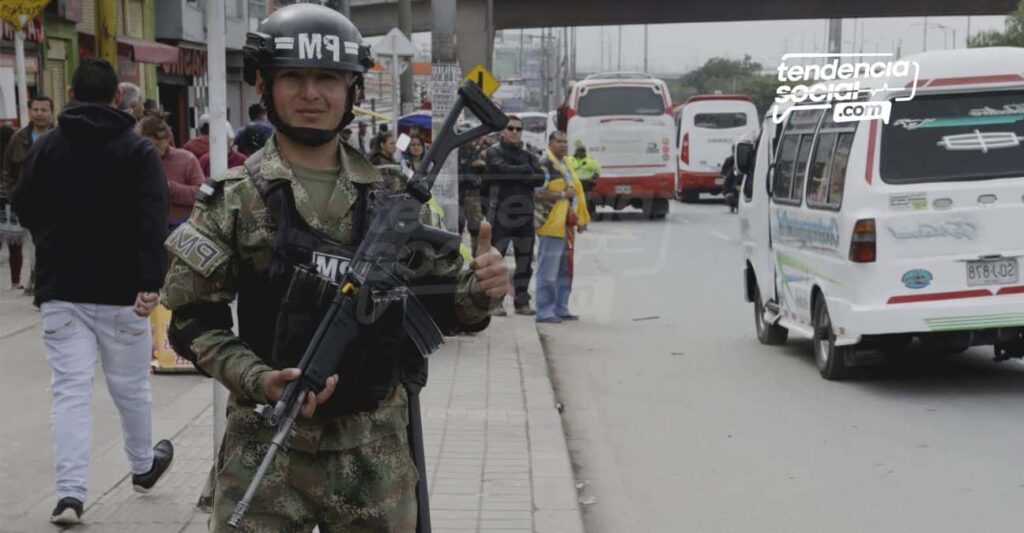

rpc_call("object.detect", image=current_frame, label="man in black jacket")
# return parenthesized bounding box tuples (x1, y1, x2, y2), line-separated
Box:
(12, 58, 174, 527)
(484, 115, 543, 315)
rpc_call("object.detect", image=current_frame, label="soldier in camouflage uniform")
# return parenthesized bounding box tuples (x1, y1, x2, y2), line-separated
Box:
(159, 5, 507, 532)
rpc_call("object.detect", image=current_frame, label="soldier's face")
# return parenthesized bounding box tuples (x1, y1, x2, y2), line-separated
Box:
(263, 68, 352, 132)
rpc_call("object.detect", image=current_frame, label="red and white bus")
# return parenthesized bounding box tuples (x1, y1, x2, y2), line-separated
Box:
(556, 72, 676, 219)
(675, 94, 759, 202)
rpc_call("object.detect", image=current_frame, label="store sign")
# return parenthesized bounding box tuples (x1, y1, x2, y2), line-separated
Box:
(1, 17, 43, 43)
(161, 47, 207, 77)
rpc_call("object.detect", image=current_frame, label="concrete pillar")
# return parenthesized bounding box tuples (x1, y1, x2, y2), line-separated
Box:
(96, 0, 118, 70)
(431, 0, 459, 234)
(455, 0, 494, 72)
(398, 0, 414, 114)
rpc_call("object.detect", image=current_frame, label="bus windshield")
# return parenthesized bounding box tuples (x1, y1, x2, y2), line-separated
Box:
(577, 86, 665, 117)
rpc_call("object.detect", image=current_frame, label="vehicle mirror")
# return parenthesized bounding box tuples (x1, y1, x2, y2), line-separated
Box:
(396, 133, 411, 152)
(556, 105, 568, 132)
(735, 142, 754, 175)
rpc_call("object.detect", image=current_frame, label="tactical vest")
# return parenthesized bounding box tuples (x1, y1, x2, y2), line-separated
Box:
(235, 155, 412, 415)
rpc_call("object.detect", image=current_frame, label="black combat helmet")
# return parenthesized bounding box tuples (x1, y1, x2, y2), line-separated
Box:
(243, 3, 374, 146)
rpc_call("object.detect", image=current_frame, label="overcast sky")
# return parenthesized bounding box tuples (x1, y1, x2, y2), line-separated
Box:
(388, 14, 1010, 76)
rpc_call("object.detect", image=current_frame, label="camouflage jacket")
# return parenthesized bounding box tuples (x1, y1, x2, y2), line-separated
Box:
(161, 136, 497, 452)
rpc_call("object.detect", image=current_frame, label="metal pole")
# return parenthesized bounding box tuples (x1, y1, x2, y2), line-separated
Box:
(96, 0, 118, 70)
(617, 25, 622, 71)
(431, 0, 459, 233)
(392, 44, 400, 135)
(398, 0, 414, 115)
(13, 22, 28, 127)
(643, 25, 648, 73)
(339, 0, 351, 18)
(923, 16, 928, 52)
(206, 0, 229, 452)
(518, 29, 524, 78)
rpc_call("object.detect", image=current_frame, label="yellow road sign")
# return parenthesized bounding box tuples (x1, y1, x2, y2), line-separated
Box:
(0, 0, 48, 29)
(463, 64, 500, 97)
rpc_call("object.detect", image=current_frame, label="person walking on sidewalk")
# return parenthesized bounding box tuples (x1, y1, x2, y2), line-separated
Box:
(11, 58, 174, 526)
(160, 5, 506, 531)
(183, 114, 212, 160)
(3, 96, 54, 293)
(138, 116, 205, 231)
(484, 115, 544, 316)
(534, 131, 590, 323)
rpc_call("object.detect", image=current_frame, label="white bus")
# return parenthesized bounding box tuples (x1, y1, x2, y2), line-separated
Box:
(675, 94, 759, 202)
(740, 47, 1024, 380)
(556, 72, 676, 219)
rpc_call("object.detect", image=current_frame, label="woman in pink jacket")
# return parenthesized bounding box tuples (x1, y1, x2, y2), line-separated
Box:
(138, 116, 204, 230)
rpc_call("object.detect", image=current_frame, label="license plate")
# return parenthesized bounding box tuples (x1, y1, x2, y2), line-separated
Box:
(615, 185, 631, 194)
(715, 178, 724, 186)
(966, 258, 1018, 287)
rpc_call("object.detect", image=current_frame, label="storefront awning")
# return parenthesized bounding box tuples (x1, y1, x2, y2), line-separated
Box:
(78, 33, 179, 65)
(118, 37, 178, 64)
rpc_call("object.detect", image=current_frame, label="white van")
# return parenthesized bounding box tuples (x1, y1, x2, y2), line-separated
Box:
(675, 94, 759, 202)
(740, 47, 1024, 380)
(556, 72, 676, 218)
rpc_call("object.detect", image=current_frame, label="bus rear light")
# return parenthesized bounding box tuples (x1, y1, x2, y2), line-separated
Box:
(849, 218, 876, 263)
(681, 133, 689, 165)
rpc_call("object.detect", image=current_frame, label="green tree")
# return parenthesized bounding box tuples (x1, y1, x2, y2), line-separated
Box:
(968, 2, 1024, 47)
(677, 55, 779, 115)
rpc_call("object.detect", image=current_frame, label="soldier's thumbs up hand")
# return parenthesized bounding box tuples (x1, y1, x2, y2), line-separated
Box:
(470, 221, 508, 298)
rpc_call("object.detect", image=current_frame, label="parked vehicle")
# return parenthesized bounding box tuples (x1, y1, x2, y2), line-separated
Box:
(740, 47, 1024, 379)
(556, 72, 676, 219)
(676, 94, 759, 202)
(517, 111, 550, 156)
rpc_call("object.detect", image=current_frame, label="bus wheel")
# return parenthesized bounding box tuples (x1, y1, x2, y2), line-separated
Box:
(813, 294, 852, 380)
(754, 286, 788, 346)
(652, 198, 669, 219)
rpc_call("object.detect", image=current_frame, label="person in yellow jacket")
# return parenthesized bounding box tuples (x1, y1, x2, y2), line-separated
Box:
(534, 131, 591, 323)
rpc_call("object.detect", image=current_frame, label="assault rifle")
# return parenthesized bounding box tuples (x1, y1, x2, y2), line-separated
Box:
(228, 81, 508, 530)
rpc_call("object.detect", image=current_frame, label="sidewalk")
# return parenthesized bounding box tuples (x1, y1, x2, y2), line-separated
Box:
(2, 315, 584, 533)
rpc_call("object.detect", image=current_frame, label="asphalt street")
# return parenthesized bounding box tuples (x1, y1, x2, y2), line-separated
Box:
(542, 199, 1024, 533)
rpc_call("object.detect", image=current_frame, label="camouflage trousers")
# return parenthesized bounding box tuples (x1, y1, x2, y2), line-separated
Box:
(460, 190, 483, 236)
(210, 429, 419, 532)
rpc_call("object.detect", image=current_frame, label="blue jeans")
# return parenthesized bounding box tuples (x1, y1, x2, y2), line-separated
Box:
(535, 236, 571, 320)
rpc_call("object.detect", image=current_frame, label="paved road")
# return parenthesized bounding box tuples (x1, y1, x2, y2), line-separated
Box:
(542, 200, 1024, 533)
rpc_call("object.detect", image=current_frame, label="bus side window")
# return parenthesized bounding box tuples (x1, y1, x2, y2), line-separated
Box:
(806, 133, 838, 208)
(826, 133, 854, 207)
(772, 135, 800, 201)
(743, 131, 763, 201)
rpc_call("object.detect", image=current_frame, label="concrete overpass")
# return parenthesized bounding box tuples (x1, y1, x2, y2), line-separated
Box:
(351, 0, 1018, 74)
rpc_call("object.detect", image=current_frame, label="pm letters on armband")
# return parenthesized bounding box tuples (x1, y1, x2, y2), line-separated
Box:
(166, 224, 230, 277)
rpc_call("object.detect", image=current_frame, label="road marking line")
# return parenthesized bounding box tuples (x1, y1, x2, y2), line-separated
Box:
(711, 230, 732, 242)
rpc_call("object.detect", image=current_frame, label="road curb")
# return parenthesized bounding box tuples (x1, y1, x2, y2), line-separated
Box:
(514, 317, 586, 533)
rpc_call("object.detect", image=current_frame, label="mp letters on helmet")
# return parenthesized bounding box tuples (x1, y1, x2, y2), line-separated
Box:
(274, 33, 360, 63)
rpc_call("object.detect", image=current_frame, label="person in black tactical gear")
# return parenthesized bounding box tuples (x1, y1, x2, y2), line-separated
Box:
(483, 115, 543, 316)
(159, 4, 506, 531)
